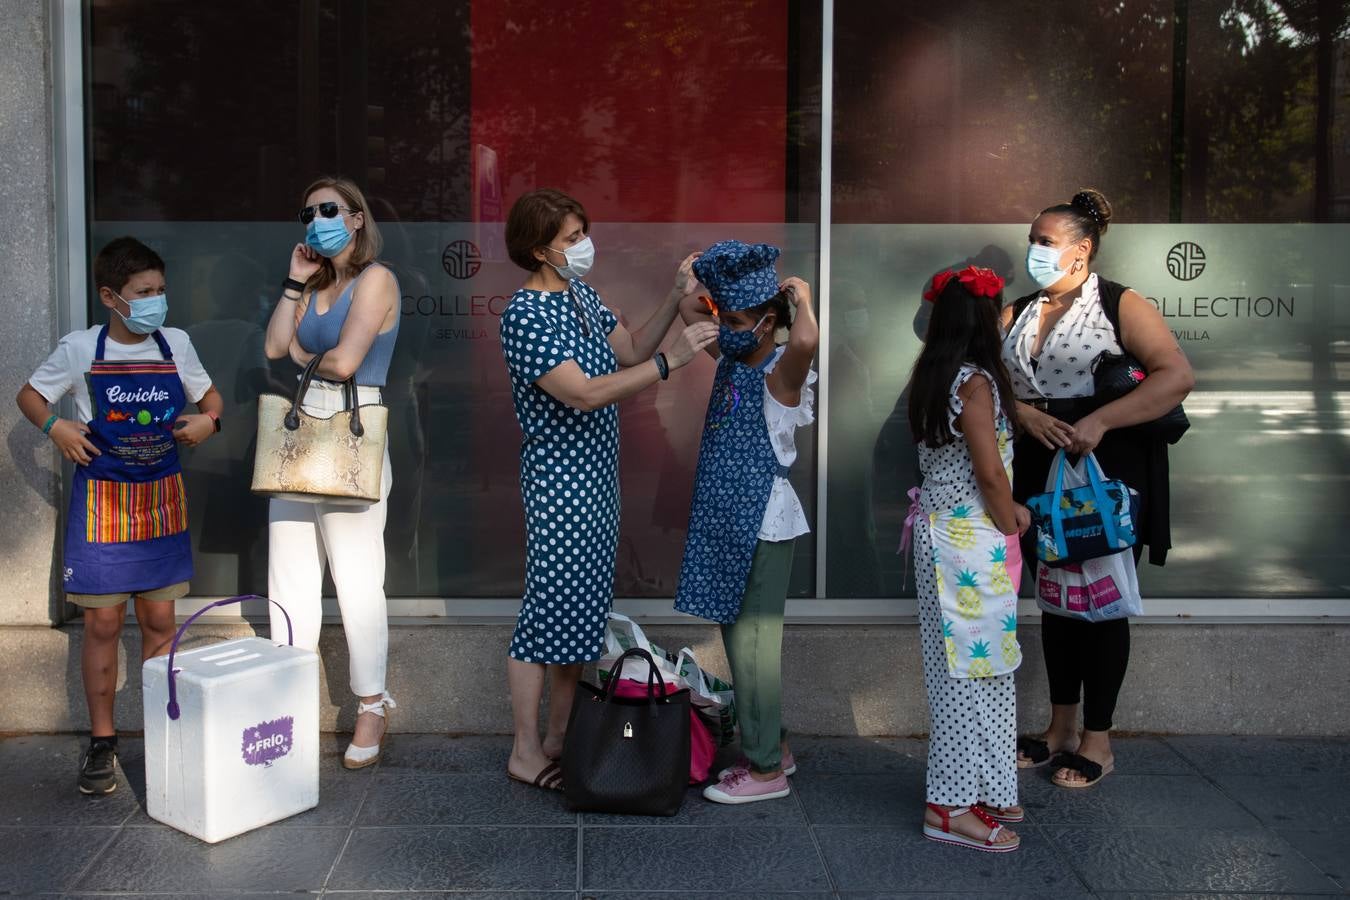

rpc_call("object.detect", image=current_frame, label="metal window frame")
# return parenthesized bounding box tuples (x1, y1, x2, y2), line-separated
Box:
(50, 0, 88, 626)
(52, 0, 87, 345)
(815, 0, 834, 600)
(53, 0, 1349, 627)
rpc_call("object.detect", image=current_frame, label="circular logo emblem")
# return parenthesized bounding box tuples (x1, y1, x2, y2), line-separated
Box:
(1166, 242, 1206, 281)
(441, 240, 482, 280)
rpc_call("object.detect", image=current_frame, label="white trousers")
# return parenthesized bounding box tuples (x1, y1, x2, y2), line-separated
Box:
(267, 381, 392, 698)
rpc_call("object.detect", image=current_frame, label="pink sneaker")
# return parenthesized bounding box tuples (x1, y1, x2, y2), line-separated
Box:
(716, 749, 797, 781)
(703, 768, 791, 804)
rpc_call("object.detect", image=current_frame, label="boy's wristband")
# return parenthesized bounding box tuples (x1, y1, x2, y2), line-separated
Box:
(653, 352, 670, 380)
(41, 414, 58, 435)
(205, 410, 222, 433)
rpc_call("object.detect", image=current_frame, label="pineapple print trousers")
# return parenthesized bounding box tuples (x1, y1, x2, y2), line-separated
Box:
(915, 523, 1018, 808)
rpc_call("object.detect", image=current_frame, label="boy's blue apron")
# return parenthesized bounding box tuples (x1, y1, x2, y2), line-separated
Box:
(675, 352, 785, 624)
(63, 326, 194, 595)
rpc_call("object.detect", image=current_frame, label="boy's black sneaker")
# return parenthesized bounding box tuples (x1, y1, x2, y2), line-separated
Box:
(78, 739, 118, 795)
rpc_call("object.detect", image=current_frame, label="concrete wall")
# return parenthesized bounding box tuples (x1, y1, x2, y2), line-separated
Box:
(0, 1, 62, 628)
(2, 622, 1346, 736)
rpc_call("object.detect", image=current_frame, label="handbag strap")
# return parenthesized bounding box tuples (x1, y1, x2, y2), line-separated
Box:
(285, 353, 326, 430)
(284, 352, 365, 438)
(675, 647, 709, 696)
(1049, 450, 1070, 559)
(343, 378, 365, 437)
(1082, 453, 1122, 548)
(603, 647, 669, 705)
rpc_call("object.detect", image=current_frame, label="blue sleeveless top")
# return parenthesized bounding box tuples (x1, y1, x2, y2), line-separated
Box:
(295, 264, 400, 386)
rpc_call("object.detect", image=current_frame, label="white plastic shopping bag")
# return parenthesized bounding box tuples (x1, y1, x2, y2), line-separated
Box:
(601, 613, 732, 709)
(1036, 550, 1143, 621)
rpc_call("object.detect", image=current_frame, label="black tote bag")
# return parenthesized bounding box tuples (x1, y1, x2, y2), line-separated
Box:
(1091, 351, 1191, 444)
(562, 647, 690, 817)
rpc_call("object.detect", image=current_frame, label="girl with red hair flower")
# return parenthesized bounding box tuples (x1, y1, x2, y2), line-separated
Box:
(906, 265, 1029, 851)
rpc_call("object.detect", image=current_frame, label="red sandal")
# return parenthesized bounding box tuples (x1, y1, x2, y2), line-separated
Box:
(923, 803, 1021, 852)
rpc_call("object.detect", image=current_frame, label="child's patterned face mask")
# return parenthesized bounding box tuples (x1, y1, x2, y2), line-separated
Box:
(716, 314, 767, 359)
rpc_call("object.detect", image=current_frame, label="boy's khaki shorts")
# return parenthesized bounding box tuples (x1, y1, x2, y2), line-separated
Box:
(67, 581, 190, 609)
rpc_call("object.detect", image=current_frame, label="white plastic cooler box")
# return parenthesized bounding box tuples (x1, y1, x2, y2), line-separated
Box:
(142, 595, 319, 843)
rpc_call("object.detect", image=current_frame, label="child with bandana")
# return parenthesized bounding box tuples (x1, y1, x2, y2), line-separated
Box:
(675, 240, 818, 804)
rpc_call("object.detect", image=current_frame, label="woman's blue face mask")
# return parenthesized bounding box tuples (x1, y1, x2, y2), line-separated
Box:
(305, 214, 353, 257)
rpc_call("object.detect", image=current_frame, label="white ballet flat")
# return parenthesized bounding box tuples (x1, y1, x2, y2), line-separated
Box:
(343, 692, 395, 770)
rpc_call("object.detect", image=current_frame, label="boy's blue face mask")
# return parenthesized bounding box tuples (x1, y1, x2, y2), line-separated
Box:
(305, 215, 353, 257)
(114, 291, 168, 334)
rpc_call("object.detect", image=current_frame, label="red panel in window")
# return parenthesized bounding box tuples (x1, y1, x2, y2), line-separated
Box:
(470, 1, 789, 223)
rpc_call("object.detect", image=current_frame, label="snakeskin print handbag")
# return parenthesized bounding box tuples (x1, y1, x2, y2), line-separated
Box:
(250, 353, 387, 505)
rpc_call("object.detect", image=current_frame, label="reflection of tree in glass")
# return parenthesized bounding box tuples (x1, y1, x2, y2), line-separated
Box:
(832, 0, 1344, 225)
(91, 0, 307, 220)
(92, 1, 475, 223)
(1185, 0, 1348, 222)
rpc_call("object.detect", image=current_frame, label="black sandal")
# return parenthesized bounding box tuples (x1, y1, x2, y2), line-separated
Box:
(1016, 736, 1050, 769)
(508, 760, 564, 792)
(1049, 752, 1113, 788)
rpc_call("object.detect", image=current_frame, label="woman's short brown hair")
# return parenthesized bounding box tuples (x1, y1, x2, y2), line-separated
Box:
(301, 175, 382, 289)
(505, 189, 589, 272)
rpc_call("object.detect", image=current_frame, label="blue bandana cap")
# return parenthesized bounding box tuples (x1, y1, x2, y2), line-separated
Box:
(692, 240, 782, 312)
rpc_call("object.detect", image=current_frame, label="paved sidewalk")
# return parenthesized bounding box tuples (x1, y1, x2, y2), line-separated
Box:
(0, 733, 1346, 898)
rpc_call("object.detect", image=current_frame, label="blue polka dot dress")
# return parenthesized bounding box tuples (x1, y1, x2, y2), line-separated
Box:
(499, 280, 620, 664)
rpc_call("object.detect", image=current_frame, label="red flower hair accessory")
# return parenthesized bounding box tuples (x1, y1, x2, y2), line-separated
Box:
(957, 265, 1004, 298)
(922, 269, 958, 302)
(922, 266, 1003, 302)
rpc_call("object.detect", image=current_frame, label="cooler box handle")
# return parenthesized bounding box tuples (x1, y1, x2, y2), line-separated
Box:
(165, 595, 294, 720)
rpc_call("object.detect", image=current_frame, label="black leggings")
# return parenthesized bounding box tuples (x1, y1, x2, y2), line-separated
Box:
(1040, 613, 1130, 732)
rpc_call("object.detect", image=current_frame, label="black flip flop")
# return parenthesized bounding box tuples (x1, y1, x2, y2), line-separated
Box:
(1049, 751, 1113, 788)
(1016, 736, 1050, 769)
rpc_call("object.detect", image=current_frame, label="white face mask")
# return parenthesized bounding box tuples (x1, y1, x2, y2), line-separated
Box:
(547, 235, 595, 280)
(1026, 243, 1070, 290)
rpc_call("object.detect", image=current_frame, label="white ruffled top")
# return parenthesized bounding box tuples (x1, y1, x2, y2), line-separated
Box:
(759, 345, 816, 541)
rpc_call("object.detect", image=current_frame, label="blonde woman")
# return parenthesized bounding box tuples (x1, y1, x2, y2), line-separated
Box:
(263, 176, 401, 768)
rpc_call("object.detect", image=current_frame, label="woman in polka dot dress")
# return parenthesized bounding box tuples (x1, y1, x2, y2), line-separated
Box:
(498, 189, 718, 791)
(907, 266, 1030, 852)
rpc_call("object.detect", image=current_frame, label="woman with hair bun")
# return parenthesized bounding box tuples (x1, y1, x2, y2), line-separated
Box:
(1001, 189, 1194, 788)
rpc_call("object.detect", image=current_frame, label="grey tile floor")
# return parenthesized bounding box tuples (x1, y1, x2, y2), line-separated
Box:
(0, 733, 1345, 898)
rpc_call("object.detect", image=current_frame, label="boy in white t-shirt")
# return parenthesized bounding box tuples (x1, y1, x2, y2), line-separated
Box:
(15, 236, 221, 795)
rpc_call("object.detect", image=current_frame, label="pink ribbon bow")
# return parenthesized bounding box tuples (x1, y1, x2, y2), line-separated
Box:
(897, 487, 923, 590)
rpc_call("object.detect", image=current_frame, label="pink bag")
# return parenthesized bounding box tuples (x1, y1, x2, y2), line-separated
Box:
(612, 679, 715, 784)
